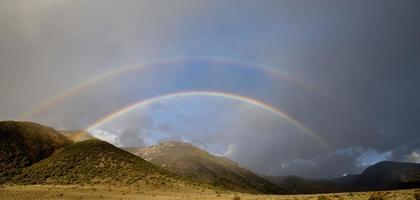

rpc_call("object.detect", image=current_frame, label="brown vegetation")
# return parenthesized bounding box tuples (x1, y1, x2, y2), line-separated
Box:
(0, 185, 419, 200)
(0, 121, 71, 183)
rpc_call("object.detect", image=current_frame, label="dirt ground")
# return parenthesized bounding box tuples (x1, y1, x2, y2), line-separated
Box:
(0, 185, 419, 200)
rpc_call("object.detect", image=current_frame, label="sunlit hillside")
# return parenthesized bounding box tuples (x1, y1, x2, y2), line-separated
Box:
(129, 141, 284, 194)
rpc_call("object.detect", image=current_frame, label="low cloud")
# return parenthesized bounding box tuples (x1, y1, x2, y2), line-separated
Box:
(118, 128, 146, 148)
(405, 151, 420, 163)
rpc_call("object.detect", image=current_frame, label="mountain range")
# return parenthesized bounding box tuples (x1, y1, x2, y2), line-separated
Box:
(1, 120, 420, 194)
(265, 161, 420, 193)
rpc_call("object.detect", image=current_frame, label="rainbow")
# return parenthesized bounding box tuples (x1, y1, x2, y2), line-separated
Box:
(19, 57, 327, 119)
(86, 91, 327, 147)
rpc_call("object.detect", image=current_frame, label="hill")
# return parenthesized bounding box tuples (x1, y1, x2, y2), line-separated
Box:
(59, 130, 95, 142)
(129, 141, 285, 194)
(0, 121, 71, 182)
(265, 161, 420, 193)
(13, 139, 180, 187)
(266, 161, 420, 193)
(334, 161, 420, 191)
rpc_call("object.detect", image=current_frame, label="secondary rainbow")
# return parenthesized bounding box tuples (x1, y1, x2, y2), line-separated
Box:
(86, 91, 327, 147)
(20, 57, 326, 119)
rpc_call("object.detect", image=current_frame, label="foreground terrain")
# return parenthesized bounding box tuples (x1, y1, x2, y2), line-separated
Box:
(2, 121, 420, 199)
(0, 185, 419, 200)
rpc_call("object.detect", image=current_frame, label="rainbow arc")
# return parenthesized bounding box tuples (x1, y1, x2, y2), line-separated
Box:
(20, 57, 326, 119)
(86, 91, 328, 147)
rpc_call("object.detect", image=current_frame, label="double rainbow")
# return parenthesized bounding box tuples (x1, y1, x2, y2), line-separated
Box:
(20, 57, 328, 147)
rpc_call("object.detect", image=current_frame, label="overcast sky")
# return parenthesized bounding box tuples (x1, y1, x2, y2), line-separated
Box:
(1, 0, 420, 178)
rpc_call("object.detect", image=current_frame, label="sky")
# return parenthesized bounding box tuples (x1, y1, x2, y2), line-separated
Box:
(1, 0, 420, 178)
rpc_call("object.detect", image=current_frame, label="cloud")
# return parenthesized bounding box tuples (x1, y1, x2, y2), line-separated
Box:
(224, 144, 237, 157)
(356, 149, 392, 167)
(89, 128, 118, 144)
(0, 0, 214, 120)
(118, 128, 146, 148)
(405, 151, 420, 163)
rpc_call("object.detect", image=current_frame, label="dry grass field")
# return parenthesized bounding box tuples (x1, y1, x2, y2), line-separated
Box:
(0, 185, 419, 200)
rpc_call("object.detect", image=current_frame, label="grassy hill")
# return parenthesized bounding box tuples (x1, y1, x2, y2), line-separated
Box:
(129, 141, 285, 194)
(13, 139, 179, 187)
(0, 121, 71, 182)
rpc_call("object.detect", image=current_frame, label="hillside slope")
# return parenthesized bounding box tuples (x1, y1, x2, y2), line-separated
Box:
(265, 161, 420, 194)
(334, 161, 420, 190)
(267, 161, 420, 193)
(0, 121, 71, 182)
(130, 141, 285, 194)
(14, 139, 180, 187)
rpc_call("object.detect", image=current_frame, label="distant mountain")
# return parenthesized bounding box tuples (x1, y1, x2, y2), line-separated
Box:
(14, 139, 179, 186)
(0, 121, 71, 182)
(59, 130, 95, 142)
(265, 161, 420, 193)
(264, 175, 345, 194)
(333, 161, 420, 191)
(128, 141, 285, 194)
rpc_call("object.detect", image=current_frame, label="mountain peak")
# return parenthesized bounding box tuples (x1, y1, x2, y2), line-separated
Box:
(157, 140, 200, 149)
(131, 141, 284, 194)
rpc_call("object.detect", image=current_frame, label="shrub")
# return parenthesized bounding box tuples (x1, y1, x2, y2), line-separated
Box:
(232, 195, 241, 200)
(368, 193, 384, 200)
(317, 195, 330, 200)
(414, 192, 420, 200)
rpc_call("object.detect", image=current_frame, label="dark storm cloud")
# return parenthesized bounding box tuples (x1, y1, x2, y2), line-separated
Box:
(1, 0, 420, 178)
(173, 0, 420, 177)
